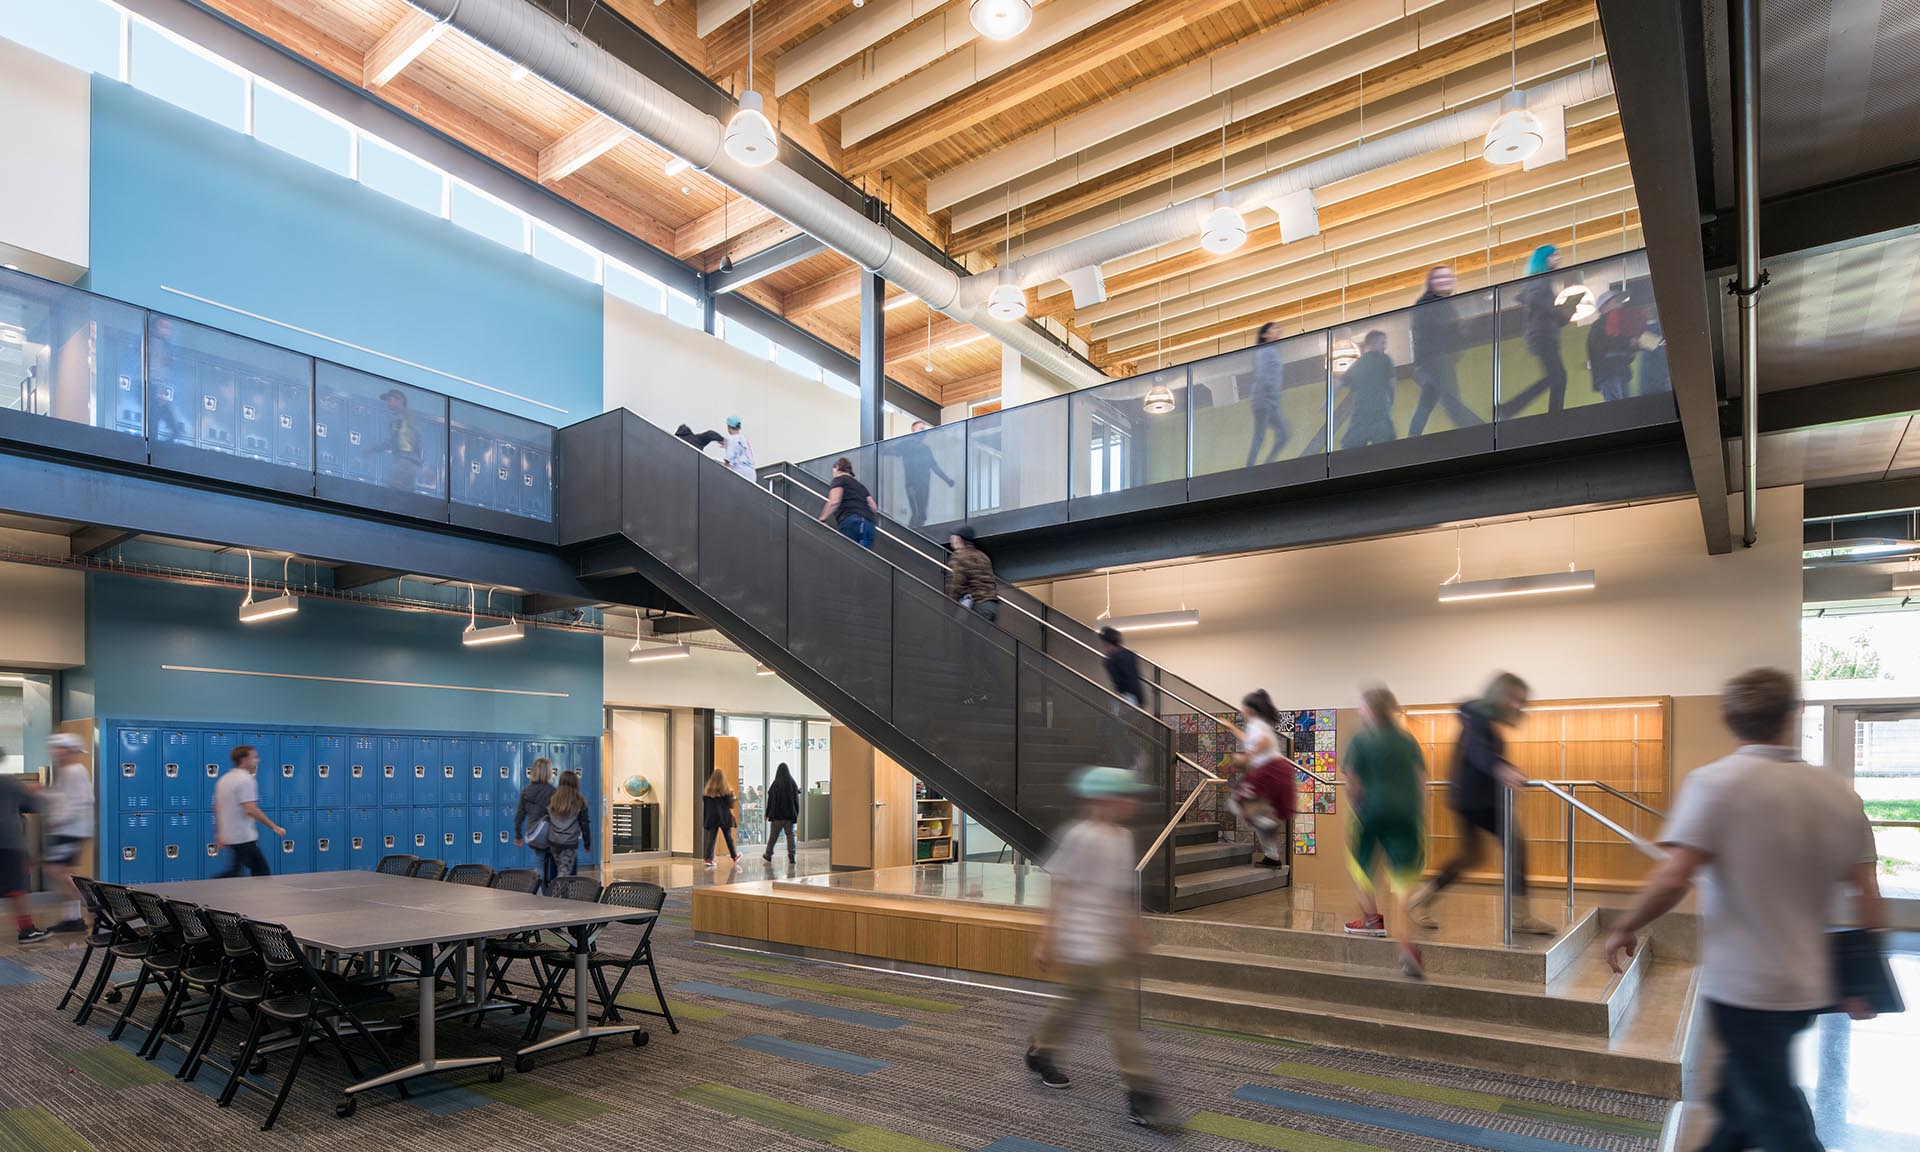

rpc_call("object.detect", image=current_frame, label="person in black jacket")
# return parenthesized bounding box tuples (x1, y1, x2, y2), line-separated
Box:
(1406, 672, 1555, 937)
(1100, 627, 1143, 708)
(1498, 245, 1578, 419)
(702, 768, 739, 868)
(1585, 290, 1642, 402)
(1408, 266, 1479, 435)
(762, 762, 801, 866)
(514, 758, 558, 891)
(1339, 331, 1397, 448)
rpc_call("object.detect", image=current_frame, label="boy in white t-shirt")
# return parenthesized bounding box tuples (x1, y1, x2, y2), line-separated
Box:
(1026, 766, 1166, 1129)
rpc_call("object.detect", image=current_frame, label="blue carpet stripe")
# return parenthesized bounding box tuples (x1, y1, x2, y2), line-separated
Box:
(728, 1034, 892, 1074)
(675, 982, 906, 1030)
(1232, 1084, 1607, 1152)
(978, 1139, 1073, 1151)
(404, 1083, 494, 1115)
(0, 958, 45, 985)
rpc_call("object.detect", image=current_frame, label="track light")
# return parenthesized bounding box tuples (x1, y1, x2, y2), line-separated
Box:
(1483, 108, 1545, 165)
(986, 281, 1027, 321)
(1199, 204, 1248, 254)
(724, 91, 777, 166)
(1437, 570, 1596, 603)
(1141, 381, 1176, 415)
(970, 0, 1033, 40)
(238, 594, 299, 624)
(463, 620, 526, 646)
(1101, 609, 1200, 632)
(629, 641, 692, 663)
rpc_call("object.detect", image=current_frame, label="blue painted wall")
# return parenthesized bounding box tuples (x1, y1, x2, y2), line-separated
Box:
(79, 573, 602, 737)
(84, 78, 603, 426)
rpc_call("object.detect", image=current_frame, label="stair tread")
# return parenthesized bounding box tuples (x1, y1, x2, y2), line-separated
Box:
(1174, 841, 1251, 861)
(1175, 864, 1291, 894)
(1152, 939, 1630, 1004)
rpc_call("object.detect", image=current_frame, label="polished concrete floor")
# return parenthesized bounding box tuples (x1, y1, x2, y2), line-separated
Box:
(604, 843, 834, 890)
(778, 860, 1051, 907)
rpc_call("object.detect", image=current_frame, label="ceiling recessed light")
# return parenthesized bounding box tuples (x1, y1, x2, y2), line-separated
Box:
(508, 63, 529, 82)
(680, 185, 692, 195)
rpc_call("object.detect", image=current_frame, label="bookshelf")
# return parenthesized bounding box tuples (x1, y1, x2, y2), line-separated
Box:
(914, 784, 955, 863)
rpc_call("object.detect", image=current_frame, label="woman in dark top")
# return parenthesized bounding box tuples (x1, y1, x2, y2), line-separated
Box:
(1339, 330, 1397, 448)
(762, 762, 801, 865)
(702, 768, 739, 868)
(817, 456, 879, 548)
(1499, 245, 1578, 419)
(514, 757, 558, 890)
(1245, 322, 1289, 465)
(1408, 265, 1478, 434)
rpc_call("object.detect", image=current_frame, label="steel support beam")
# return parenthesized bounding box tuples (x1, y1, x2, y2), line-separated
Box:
(332, 564, 403, 590)
(1805, 478, 1920, 521)
(1595, 0, 1733, 553)
(704, 234, 826, 295)
(1721, 368, 1920, 437)
(1703, 162, 1920, 270)
(858, 204, 887, 446)
(67, 526, 137, 557)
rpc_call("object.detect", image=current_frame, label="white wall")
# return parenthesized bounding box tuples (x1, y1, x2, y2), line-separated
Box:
(1039, 490, 1805, 708)
(604, 295, 859, 467)
(0, 40, 88, 280)
(0, 530, 83, 670)
(602, 638, 829, 715)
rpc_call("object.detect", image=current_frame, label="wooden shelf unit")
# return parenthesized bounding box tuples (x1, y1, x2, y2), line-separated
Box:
(915, 790, 955, 863)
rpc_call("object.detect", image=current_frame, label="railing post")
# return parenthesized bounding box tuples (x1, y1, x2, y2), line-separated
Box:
(1564, 800, 1575, 919)
(1501, 784, 1514, 947)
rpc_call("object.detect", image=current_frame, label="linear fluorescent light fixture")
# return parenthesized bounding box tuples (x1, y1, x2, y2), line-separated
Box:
(629, 641, 692, 664)
(238, 593, 299, 624)
(1102, 609, 1200, 632)
(1438, 569, 1596, 604)
(462, 619, 526, 646)
(755, 663, 776, 676)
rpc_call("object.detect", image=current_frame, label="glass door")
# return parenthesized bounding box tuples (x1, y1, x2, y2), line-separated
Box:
(719, 715, 767, 850)
(1829, 705, 1920, 928)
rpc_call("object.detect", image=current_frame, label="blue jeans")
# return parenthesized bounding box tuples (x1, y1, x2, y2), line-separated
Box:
(837, 515, 875, 548)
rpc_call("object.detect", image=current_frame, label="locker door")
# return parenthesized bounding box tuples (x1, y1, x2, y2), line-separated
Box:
(244, 733, 280, 810)
(380, 806, 410, 855)
(118, 812, 159, 884)
(275, 809, 312, 874)
(238, 373, 274, 459)
(161, 812, 200, 883)
(441, 738, 468, 808)
(197, 365, 238, 450)
(314, 735, 346, 809)
(348, 808, 379, 871)
(275, 378, 311, 469)
(411, 805, 438, 857)
(571, 740, 597, 799)
(161, 729, 201, 813)
(543, 741, 568, 778)
(115, 727, 158, 812)
(276, 732, 313, 810)
(411, 737, 440, 807)
(498, 739, 525, 803)
(526, 741, 551, 780)
(200, 730, 239, 801)
(465, 741, 488, 808)
(380, 737, 409, 806)
(314, 386, 345, 475)
(439, 806, 468, 864)
(312, 808, 347, 871)
(469, 806, 495, 866)
(493, 822, 518, 871)
(348, 735, 379, 807)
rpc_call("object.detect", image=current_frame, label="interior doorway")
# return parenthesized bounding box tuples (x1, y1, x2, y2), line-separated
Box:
(1823, 703, 1920, 929)
(606, 707, 671, 858)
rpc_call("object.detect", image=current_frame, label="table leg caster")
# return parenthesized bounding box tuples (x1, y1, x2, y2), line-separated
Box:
(336, 1095, 357, 1119)
(514, 1054, 534, 1073)
(488, 1063, 506, 1083)
(633, 1031, 649, 1047)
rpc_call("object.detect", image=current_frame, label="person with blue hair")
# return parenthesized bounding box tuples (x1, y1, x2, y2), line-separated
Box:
(1497, 244, 1578, 419)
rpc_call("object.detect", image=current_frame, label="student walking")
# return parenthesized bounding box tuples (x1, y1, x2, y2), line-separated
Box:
(1026, 766, 1167, 1129)
(818, 457, 879, 548)
(1339, 330, 1398, 448)
(1605, 668, 1881, 1152)
(702, 769, 740, 868)
(1498, 246, 1577, 419)
(514, 758, 558, 889)
(1227, 690, 1295, 869)
(1407, 672, 1554, 936)
(722, 416, 756, 480)
(1099, 626, 1143, 708)
(763, 762, 800, 866)
(213, 744, 283, 879)
(0, 767, 48, 942)
(946, 527, 998, 622)
(900, 420, 955, 529)
(1342, 686, 1428, 977)
(1245, 322, 1290, 465)
(541, 769, 593, 880)
(1409, 265, 1478, 435)
(42, 733, 94, 933)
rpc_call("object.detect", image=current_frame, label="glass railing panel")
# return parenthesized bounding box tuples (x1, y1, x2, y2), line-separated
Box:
(1015, 645, 1173, 841)
(1329, 287, 1496, 465)
(147, 316, 313, 469)
(1068, 367, 1189, 502)
(784, 505, 894, 722)
(967, 394, 1069, 522)
(448, 399, 553, 522)
(0, 269, 146, 436)
(878, 421, 966, 531)
(798, 444, 877, 497)
(1190, 331, 1329, 483)
(890, 575, 1018, 810)
(314, 362, 447, 497)
(697, 454, 789, 646)
(1494, 252, 1675, 437)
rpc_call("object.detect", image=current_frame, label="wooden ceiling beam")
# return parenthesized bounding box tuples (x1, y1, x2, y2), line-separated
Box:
(673, 197, 780, 259)
(707, 0, 851, 78)
(603, 0, 712, 71)
(884, 316, 996, 366)
(942, 369, 1003, 407)
(946, 0, 1597, 257)
(786, 265, 866, 316)
(538, 114, 632, 184)
(363, 9, 444, 89)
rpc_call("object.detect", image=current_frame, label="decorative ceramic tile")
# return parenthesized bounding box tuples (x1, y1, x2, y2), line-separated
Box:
(1293, 814, 1316, 855)
(1314, 729, 1336, 751)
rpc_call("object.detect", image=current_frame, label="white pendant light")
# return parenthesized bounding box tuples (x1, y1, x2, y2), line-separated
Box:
(986, 280, 1026, 321)
(629, 641, 692, 663)
(463, 619, 526, 645)
(970, 0, 1033, 40)
(1438, 570, 1596, 603)
(1557, 282, 1598, 325)
(1101, 609, 1200, 632)
(1141, 380, 1176, 415)
(1329, 333, 1360, 374)
(1483, 108, 1544, 165)
(724, 5, 776, 167)
(1199, 204, 1247, 254)
(237, 550, 299, 624)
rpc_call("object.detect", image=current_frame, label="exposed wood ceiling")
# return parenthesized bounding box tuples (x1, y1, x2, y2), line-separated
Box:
(207, 0, 1635, 408)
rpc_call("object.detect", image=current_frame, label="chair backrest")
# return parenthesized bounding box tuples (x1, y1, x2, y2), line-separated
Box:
(375, 854, 418, 875)
(168, 900, 215, 950)
(446, 863, 493, 887)
(72, 875, 108, 923)
(203, 908, 258, 960)
(600, 881, 666, 914)
(489, 868, 540, 894)
(548, 875, 601, 902)
(95, 882, 142, 930)
(128, 890, 179, 945)
(241, 920, 305, 977)
(407, 859, 447, 881)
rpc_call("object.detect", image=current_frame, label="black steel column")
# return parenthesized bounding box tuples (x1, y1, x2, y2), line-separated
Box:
(858, 200, 887, 446)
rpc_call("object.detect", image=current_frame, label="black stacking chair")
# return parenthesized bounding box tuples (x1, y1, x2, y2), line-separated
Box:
(55, 876, 118, 1014)
(483, 875, 600, 1032)
(106, 891, 186, 1046)
(180, 908, 267, 1084)
(488, 868, 540, 894)
(374, 854, 417, 875)
(445, 863, 493, 887)
(138, 901, 225, 1061)
(76, 883, 149, 1026)
(224, 920, 398, 1130)
(530, 880, 676, 1041)
(407, 858, 446, 881)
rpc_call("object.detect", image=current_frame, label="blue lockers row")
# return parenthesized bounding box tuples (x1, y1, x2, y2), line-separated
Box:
(105, 721, 597, 886)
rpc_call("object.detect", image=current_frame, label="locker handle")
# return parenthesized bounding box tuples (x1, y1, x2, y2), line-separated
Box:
(413, 765, 427, 778)
(122, 763, 137, 778)
(281, 764, 295, 778)
(351, 765, 364, 777)
(164, 764, 180, 778)
(442, 765, 455, 778)
(165, 846, 179, 859)
(351, 837, 364, 849)
(317, 838, 329, 851)
(317, 765, 331, 778)
(121, 847, 137, 861)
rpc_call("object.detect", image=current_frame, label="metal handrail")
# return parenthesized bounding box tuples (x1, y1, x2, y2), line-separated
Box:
(1530, 781, 1667, 861)
(1421, 776, 1666, 821)
(1135, 777, 1226, 871)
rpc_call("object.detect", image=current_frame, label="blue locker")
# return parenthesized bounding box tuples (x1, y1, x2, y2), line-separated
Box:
(410, 737, 440, 807)
(313, 808, 347, 871)
(314, 735, 346, 809)
(116, 727, 158, 812)
(196, 365, 238, 451)
(348, 807, 379, 871)
(274, 809, 312, 874)
(440, 738, 467, 807)
(571, 740, 597, 798)
(348, 734, 379, 807)
(380, 805, 410, 855)
(494, 739, 525, 805)
(469, 806, 495, 865)
(238, 373, 274, 459)
(161, 811, 200, 883)
(493, 824, 519, 871)
(526, 741, 551, 778)
(439, 806, 468, 864)
(161, 729, 201, 813)
(410, 804, 438, 856)
(118, 811, 159, 884)
(275, 378, 311, 469)
(464, 741, 488, 807)
(315, 386, 346, 475)
(244, 732, 280, 809)
(380, 737, 409, 806)
(345, 395, 379, 482)
(109, 330, 143, 434)
(201, 729, 241, 801)
(275, 731, 313, 809)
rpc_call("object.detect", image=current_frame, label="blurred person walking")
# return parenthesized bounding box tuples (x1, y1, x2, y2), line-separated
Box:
(900, 420, 955, 530)
(946, 528, 999, 623)
(1227, 690, 1295, 870)
(1605, 668, 1882, 1152)
(722, 416, 756, 480)
(514, 757, 558, 890)
(818, 457, 879, 548)
(0, 763, 48, 942)
(1585, 289, 1644, 402)
(541, 769, 593, 880)
(702, 768, 740, 868)
(380, 388, 423, 493)
(1100, 626, 1143, 709)
(1498, 246, 1578, 419)
(763, 762, 800, 866)
(1407, 672, 1555, 936)
(212, 744, 283, 880)
(1342, 686, 1428, 977)
(1409, 265, 1478, 434)
(1339, 330, 1398, 449)
(42, 733, 93, 933)
(1026, 766, 1167, 1129)
(1245, 322, 1290, 466)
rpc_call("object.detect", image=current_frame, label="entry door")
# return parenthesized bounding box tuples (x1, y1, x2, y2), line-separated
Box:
(1829, 705, 1920, 929)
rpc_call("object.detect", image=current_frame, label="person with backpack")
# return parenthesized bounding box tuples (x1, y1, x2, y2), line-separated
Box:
(702, 768, 740, 868)
(1227, 689, 1295, 869)
(762, 762, 801, 866)
(541, 769, 593, 880)
(514, 757, 557, 889)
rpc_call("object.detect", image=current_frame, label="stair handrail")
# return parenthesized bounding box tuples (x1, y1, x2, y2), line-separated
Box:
(1135, 775, 1226, 872)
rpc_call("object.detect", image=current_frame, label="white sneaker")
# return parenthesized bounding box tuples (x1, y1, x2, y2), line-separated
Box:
(1405, 884, 1439, 929)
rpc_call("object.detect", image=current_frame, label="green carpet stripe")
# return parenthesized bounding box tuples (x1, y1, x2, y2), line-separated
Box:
(1185, 1110, 1390, 1152)
(471, 1078, 608, 1124)
(743, 971, 962, 1013)
(831, 1124, 961, 1152)
(676, 1084, 855, 1143)
(616, 993, 727, 1022)
(61, 1045, 172, 1090)
(0, 1107, 94, 1152)
(1499, 1101, 1664, 1137)
(1149, 1020, 1310, 1048)
(1270, 1061, 1505, 1112)
(659, 913, 692, 925)
(716, 949, 798, 968)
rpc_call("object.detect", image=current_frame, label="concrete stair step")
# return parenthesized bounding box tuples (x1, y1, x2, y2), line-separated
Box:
(1171, 863, 1291, 911)
(1173, 821, 1223, 846)
(1174, 840, 1254, 875)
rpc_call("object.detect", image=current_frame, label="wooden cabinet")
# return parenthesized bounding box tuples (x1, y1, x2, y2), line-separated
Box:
(829, 725, 916, 870)
(915, 791, 955, 863)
